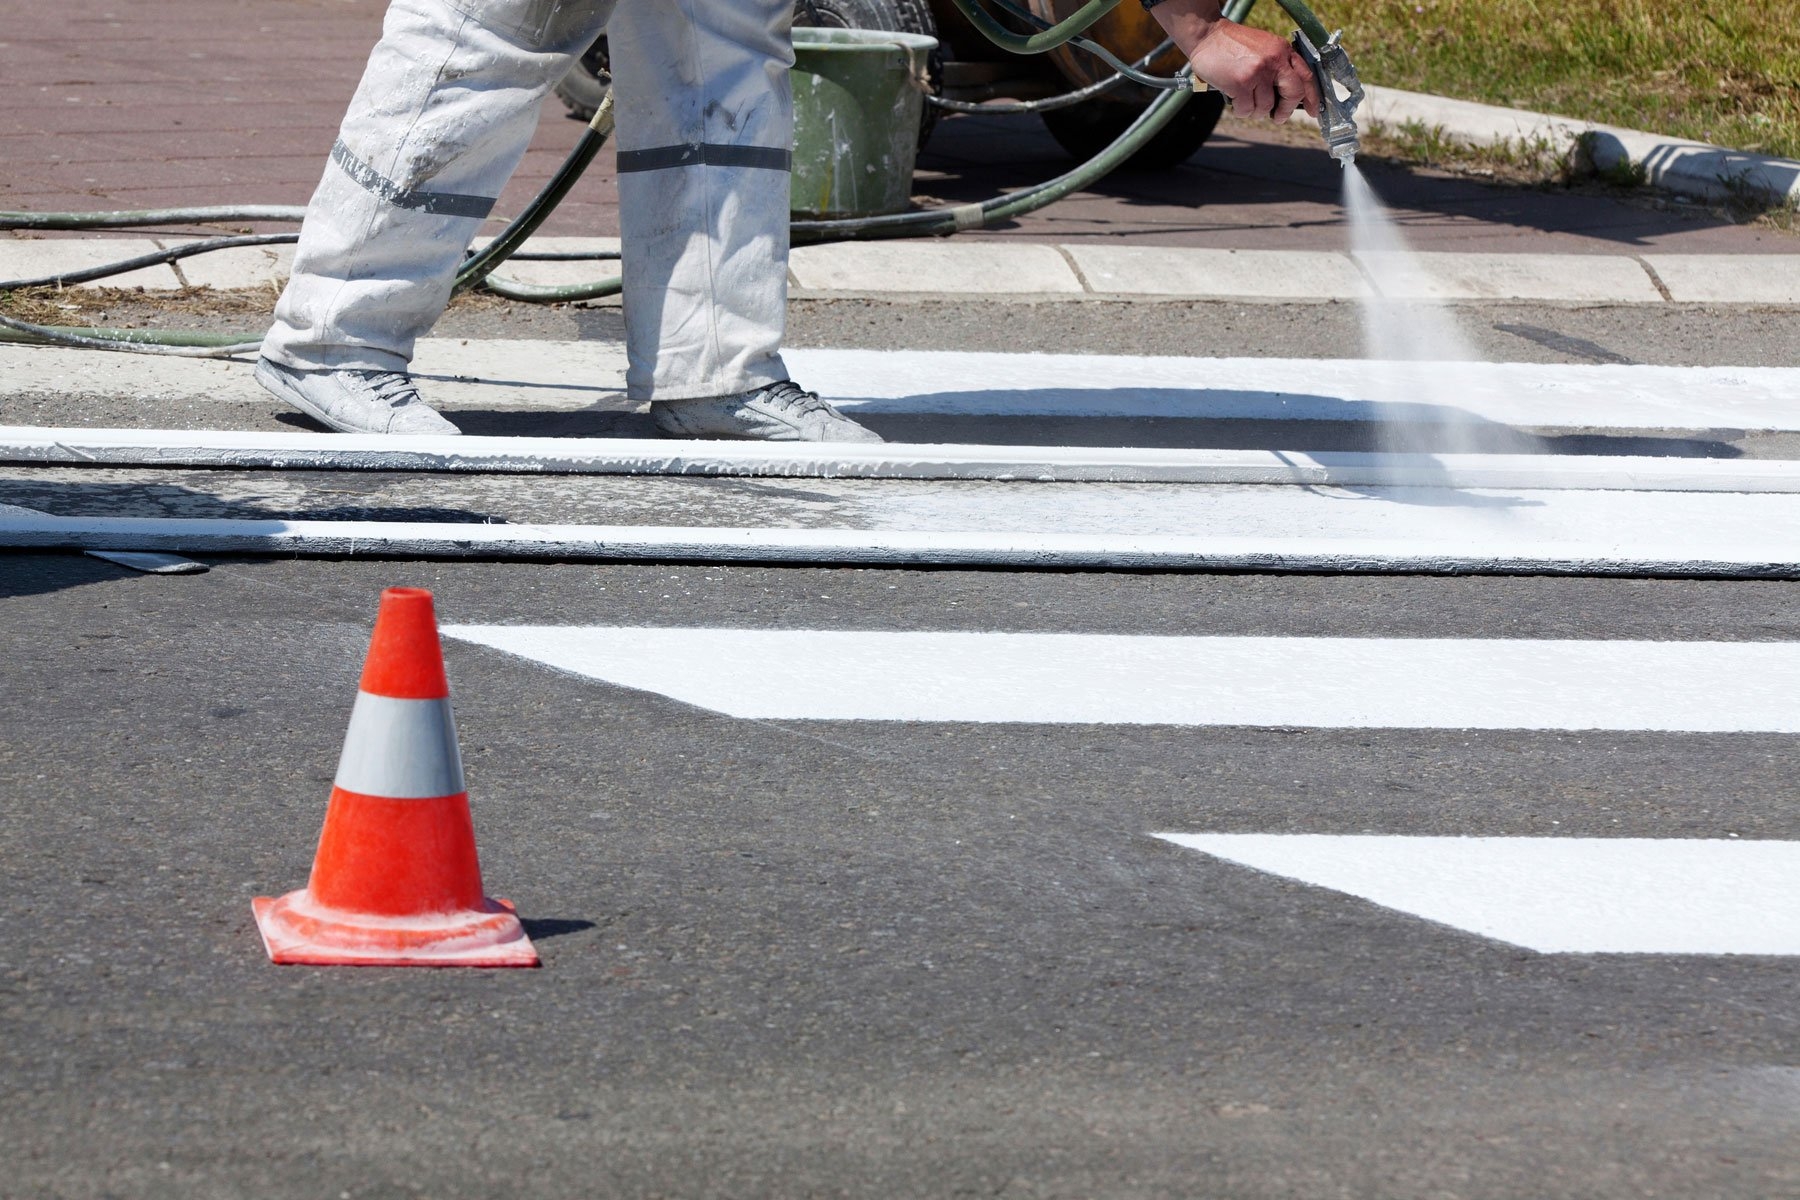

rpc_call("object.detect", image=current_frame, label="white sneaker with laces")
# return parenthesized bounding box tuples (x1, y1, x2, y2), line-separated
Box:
(254, 358, 461, 436)
(649, 380, 882, 443)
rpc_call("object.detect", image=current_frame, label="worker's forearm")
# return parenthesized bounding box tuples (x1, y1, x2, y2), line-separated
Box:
(1144, 0, 1228, 60)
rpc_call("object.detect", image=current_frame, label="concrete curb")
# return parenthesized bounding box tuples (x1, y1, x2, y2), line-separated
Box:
(4, 237, 1797, 305)
(1360, 84, 1800, 210)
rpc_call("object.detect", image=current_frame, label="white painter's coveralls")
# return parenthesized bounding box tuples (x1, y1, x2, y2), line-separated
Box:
(262, 0, 792, 401)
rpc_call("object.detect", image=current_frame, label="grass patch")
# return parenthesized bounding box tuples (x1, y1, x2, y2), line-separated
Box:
(1245, 0, 1800, 158)
(1359, 118, 1575, 181)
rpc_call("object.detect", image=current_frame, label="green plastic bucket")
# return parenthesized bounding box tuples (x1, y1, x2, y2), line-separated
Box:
(790, 27, 937, 219)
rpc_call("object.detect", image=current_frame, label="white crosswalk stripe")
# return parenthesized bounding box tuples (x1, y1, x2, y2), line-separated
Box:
(442, 622, 1800, 957)
(1153, 835, 1800, 955)
(441, 626, 1800, 732)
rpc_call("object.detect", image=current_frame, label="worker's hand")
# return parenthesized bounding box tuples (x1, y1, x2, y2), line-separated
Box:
(1146, 0, 1321, 123)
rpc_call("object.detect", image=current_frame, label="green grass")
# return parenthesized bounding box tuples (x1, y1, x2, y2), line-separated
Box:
(1245, 0, 1800, 159)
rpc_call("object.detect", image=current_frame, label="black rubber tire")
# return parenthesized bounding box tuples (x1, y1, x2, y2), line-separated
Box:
(553, 38, 611, 123)
(1039, 89, 1227, 169)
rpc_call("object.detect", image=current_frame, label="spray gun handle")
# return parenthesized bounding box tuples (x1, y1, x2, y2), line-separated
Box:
(1292, 27, 1365, 166)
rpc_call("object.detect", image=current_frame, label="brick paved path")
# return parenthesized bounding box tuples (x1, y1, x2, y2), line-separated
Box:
(2, 0, 1784, 253)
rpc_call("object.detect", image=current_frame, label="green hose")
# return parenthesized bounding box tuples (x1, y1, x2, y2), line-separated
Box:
(0, 315, 258, 353)
(453, 93, 614, 294)
(428, 76, 1193, 304)
(0, 0, 1276, 345)
(940, 0, 1122, 56)
(0, 205, 307, 231)
(1272, 0, 1331, 51)
(1224, 0, 1331, 50)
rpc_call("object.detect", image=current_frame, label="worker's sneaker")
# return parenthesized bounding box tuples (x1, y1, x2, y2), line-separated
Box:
(254, 358, 461, 436)
(649, 380, 882, 443)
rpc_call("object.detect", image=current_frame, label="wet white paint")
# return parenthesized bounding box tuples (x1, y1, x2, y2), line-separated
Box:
(436, 628, 1800, 732)
(7, 342, 1799, 431)
(1154, 834, 1800, 955)
(4, 499, 1800, 575)
(11, 426, 1800, 492)
(787, 349, 1800, 431)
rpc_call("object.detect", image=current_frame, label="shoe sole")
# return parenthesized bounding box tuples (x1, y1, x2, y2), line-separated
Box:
(649, 404, 880, 443)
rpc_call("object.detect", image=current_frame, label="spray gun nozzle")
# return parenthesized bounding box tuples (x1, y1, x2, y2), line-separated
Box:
(1292, 27, 1364, 167)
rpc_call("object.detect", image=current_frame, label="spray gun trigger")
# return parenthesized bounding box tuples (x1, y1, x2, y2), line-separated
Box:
(1292, 27, 1364, 166)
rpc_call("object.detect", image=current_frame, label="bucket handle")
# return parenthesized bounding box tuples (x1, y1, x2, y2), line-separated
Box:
(869, 41, 934, 94)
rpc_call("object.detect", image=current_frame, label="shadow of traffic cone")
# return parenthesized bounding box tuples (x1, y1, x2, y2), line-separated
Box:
(253, 587, 538, 967)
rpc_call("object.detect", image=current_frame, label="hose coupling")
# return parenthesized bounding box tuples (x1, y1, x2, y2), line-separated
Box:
(1292, 27, 1364, 166)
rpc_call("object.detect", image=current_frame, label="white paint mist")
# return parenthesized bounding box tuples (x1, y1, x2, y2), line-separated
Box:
(1341, 165, 1538, 459)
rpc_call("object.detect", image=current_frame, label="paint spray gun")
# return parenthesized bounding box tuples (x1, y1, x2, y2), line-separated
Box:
(1291, 25, 1365, 167)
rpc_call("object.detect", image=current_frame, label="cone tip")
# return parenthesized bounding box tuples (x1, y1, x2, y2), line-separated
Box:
(360, 587, 450, 699)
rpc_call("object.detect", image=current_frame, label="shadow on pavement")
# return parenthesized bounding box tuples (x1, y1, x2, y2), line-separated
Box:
(520, 917, 599, 942)
(0, 551, 140, 600)
(918, 112, 1749, 248)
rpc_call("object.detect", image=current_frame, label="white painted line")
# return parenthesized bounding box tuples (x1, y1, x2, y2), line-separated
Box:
(792, 350, 1800, 431)
(1641, 255, 1800, 305)
(1350, 252, 1664, 303)
(6, 342, 1799, 433)
(1058, 246, 1372, 300)
(440, 628, 1800, 731)
(789, 241, 1086, 294)
(10, 426, 1800, 492)
(7, 481, 1800, 574)
(83, 549, 208, 575)
(1155, 834, 1800, 955)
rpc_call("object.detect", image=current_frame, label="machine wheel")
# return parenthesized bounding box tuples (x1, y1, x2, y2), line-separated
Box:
(553, 37, 612, 122)
(1039, 90, 1227, 169)
(554, 0, 943, 148)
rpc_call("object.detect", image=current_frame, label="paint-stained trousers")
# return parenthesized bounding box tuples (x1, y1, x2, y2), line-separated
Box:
(262, 0, 793, 401)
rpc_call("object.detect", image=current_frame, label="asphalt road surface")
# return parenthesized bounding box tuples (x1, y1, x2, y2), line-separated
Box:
(3, 296, 1798, 1199)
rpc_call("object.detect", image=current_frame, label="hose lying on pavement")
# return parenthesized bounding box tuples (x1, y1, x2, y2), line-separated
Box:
(0, 29, 1195, 352)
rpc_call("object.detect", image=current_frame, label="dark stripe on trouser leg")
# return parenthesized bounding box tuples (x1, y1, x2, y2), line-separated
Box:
(615, 143, 793, 173)
(330, 140, 498, 219)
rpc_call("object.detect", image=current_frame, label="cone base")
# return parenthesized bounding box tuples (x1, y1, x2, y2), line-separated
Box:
(252, 891, 540, 968)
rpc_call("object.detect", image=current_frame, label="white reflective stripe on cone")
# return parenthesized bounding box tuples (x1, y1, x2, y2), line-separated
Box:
(333, 692, 466, 799)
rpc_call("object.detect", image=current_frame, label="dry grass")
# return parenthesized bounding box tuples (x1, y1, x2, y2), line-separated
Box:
(1246, 0, 1800, 159)
(0, 282, 523, 331)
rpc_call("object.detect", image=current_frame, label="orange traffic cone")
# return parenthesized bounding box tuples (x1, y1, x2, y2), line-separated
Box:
(252, 587, 538, 967)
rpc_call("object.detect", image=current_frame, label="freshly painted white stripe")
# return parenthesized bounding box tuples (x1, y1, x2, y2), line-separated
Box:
(793, 350, 1800, 430)
(7, 341, 1800, 433)
(333, 692, 465, 799)
(438, 628, 1800, 731)
(5, 497, 1800, 576)
(11, 427, 1800, 492)
(1155, 834, 1800, 955)
(82, 549, 207, 575)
